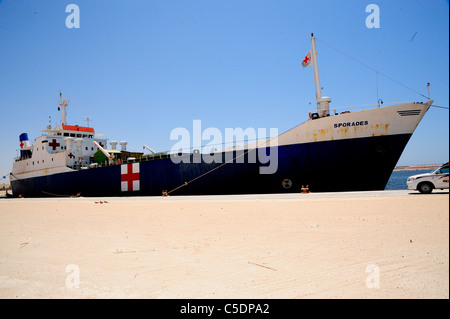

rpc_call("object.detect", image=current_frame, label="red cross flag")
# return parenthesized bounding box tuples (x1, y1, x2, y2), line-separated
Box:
(302, 50, 312, 68)
(121, 163, 140, 192)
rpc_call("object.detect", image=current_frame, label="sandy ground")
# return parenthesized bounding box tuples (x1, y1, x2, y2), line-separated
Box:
(0, 191, 448, 299)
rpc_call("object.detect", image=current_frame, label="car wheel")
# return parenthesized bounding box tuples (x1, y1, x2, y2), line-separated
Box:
(418, 182, 433, 194)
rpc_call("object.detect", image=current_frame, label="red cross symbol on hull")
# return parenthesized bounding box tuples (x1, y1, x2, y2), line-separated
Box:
(49, 139, 61, 150)
(68, 152, 75, 159)
(121, 163, 140, 192)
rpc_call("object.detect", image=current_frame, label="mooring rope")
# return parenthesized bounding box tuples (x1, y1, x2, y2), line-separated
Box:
(166, 135, 279, 195)
(9, 172, 77, 197)
(431, 104, 449, 110)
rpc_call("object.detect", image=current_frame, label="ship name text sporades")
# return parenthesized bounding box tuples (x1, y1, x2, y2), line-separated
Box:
(334, 120, 369, 128)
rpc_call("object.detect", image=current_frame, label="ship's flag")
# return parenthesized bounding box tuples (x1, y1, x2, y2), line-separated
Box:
(302, 50, 312, 68)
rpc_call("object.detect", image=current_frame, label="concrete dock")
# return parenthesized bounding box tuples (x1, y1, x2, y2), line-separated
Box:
(0, 190, 448, 298)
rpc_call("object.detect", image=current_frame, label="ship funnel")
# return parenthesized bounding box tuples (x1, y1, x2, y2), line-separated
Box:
(120, 141, 128, 151)
(19, 133, 30, 147)
(19, 133, 31, 158)
(110, 141, 118, 150)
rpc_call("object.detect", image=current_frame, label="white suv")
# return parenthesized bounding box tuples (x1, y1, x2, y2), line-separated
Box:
(407, 162, 449, 194)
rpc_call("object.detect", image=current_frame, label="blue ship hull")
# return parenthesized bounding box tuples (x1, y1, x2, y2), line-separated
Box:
(10, 134, 411, 197)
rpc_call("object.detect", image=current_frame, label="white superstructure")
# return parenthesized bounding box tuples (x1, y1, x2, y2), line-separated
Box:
(11, 96, 108, 180)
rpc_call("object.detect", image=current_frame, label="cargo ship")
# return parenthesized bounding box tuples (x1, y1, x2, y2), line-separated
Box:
(10, 35, 433, 197)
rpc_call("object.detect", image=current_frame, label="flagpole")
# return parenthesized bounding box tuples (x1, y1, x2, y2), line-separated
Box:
(311, 33, 322, 101)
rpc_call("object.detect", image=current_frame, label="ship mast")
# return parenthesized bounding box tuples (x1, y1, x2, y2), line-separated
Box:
(310, 34, 331, 117)
(58, 92, 69, 125)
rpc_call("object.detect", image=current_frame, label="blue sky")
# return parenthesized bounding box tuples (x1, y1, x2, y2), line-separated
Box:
(0, 0, 448, 182)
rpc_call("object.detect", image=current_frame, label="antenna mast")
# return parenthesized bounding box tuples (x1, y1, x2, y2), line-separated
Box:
(310, 34, 331, 117)
(58, 92, 69, 125)
(84, 116, 93, 127)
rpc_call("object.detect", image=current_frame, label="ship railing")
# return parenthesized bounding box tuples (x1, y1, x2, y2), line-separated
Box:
(308, 101, 411, 117)
(140, 152, 171, 162)
(14, 155, 32, 162)
(75, 152, 173, 170)
(75, 140, 260, 170)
